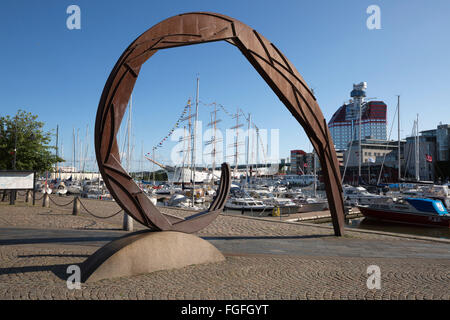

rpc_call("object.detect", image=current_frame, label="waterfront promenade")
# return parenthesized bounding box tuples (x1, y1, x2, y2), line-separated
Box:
(0, 195, 449, 300)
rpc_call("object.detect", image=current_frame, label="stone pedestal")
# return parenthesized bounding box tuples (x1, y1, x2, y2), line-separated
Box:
(81, 230, 225, 283)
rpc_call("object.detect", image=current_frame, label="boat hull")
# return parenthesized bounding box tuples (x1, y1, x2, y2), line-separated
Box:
(224, 205, 272, 212)
(296, 202, 329, 213)
(358, 206, 450, 228)
(277, 206, 301, 214)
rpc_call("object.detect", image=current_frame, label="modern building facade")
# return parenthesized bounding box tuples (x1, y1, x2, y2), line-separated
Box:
(340, 139, 404, 184)
(437, 123, 450, 162)
(290, 150, 307, 174)
(328, 83, 387, 150)
(343, 139, 404, 168)
(402, 124, 450, 182)
(404, 129, 436, 182)
(289, 150, 317, 175)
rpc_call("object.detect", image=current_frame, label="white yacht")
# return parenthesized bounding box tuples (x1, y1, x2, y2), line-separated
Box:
(247, 190, 300, 214)
(224, 197, 272, 213)
(168, 193, 190, 207)
(54, 181, 68, 195)
(343, 185, 391, 206)
(36, 182, 52, 194)
(65, 180, 82, 194)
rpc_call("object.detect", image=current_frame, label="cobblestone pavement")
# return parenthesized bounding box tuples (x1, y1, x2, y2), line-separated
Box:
(0, 195, 449, 300)
(0, 245, 448, 300)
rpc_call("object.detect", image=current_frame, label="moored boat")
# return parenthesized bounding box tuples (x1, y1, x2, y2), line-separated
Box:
(343, 185, 392, 206)
(295, 197, 329, 213)
(224, 197, 273, 216)
(358, 197, 450, 228)
(54, 181, 68, 195)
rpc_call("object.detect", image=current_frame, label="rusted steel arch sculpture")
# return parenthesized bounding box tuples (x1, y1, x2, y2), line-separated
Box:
(95, 12, 345, 236)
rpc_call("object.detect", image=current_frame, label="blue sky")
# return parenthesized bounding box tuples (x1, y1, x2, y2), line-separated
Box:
(1, 0, 449, 171)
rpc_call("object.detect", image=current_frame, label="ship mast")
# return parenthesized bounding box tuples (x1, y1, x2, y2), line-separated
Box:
(205, 104, 221, 185)
(245, 113, 251, 187)
(229, 108, 244, 179)
(180, 99, 194, 188)
(192, 77, 199, 206)
(123, 95, 133, 231)
(180, 126, 187, 184)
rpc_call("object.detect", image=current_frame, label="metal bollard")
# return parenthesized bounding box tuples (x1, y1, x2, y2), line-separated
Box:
(72, 196, 80, 215)
(122, 213, 133, 231)
(42, 193, 50, 208)
(9, 190, 16, 205)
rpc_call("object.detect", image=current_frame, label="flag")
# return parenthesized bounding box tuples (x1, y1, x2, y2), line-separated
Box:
(368, 157, 375, 163)
(426, 154, 433, 163)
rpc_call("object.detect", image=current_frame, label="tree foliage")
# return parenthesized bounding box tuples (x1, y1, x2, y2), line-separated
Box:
(0, 110, 64, 173)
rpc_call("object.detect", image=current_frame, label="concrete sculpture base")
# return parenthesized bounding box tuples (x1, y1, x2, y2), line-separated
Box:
(81, 230, 225, 283)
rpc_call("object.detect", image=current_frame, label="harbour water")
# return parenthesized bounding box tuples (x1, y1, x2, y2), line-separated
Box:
(342, 217, 450, 240)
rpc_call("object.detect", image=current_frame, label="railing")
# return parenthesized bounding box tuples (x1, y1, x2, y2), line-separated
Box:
(2, 191, 124, 221)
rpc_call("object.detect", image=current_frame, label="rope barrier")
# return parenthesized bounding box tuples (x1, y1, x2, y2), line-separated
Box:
(6, 189, 124, 220)
(48, 196, 75, 207)
(78, 198, 124, 219)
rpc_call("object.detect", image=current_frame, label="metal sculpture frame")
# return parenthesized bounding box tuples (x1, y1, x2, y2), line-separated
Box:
(95, 12, 345, 236)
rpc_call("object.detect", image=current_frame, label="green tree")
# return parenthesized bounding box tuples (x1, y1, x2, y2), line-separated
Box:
(0, 110, 64, 173)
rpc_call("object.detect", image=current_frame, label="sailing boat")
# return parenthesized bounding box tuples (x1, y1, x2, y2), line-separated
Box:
(144, 155, 215, 184)
(294, 150, 329, 212)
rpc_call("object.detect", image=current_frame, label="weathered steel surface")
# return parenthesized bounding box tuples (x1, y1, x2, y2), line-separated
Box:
(95, 12, 345, 235)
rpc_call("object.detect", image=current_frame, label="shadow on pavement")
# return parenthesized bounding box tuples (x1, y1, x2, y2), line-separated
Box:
(0, 236, 119, 246)
(202, 234, 334, 241)
(17, 254, 91, 258)
(0, 263, 80, 281)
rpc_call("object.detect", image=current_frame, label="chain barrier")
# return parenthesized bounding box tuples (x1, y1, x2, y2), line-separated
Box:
(6, 190, 124, 220)
(48, 196, 75, 207)
(34, 193, 45, 201)
(77, 198, 124, 219)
